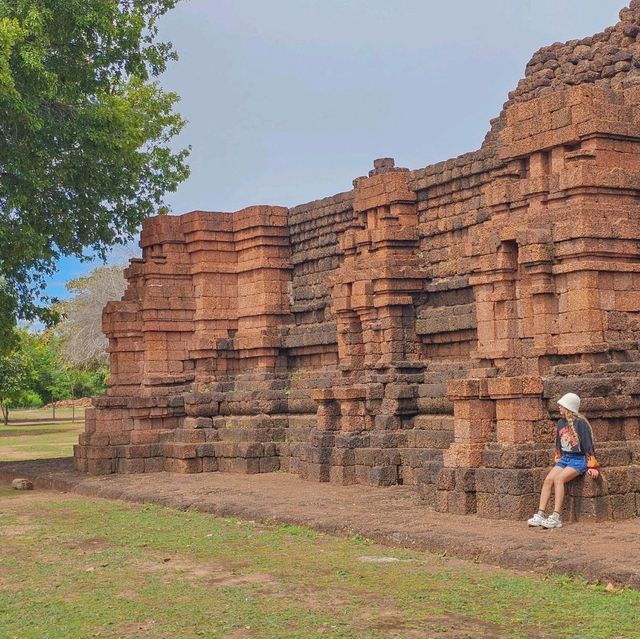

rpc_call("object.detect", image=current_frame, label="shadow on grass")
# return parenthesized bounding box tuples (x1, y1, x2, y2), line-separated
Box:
(0, 457, 74, 472)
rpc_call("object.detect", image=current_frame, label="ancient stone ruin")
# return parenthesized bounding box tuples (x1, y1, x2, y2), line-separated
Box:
(76, 3, 640, 521)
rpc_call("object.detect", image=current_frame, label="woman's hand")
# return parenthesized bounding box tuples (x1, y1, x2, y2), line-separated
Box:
(587, 468, 600, 479)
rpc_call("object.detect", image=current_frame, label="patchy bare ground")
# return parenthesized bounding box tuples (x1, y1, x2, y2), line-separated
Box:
(1, 457, 639, 589)
(1, 489, 635, 639)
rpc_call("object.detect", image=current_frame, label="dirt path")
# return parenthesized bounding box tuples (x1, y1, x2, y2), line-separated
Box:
(1, 457, 639, 589)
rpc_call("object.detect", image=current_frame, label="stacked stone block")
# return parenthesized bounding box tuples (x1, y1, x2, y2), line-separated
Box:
(76, 3, 640, 521)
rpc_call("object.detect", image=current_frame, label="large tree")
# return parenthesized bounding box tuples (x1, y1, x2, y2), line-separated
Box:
(56, 264, 127, 367)
(0, 0, 189, 348)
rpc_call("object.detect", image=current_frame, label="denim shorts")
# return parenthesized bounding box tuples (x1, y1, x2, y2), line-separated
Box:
(555, 453, 587, 474)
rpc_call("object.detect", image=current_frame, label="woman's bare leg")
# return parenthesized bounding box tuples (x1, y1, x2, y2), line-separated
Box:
(538, 466, 563, 512)
(552, 467, 580, 513)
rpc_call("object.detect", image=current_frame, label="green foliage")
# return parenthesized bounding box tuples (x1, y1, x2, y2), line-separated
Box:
(67, 364, 109, 397)
(29, 331, 108, 403)
(0, 327, 107, 422)
(26, 329, 73, 404)
(6, 389, 42, 408)
(0, 277, 18, 354)
(0, 328, 36, 422)
(0, 0, 189, 339)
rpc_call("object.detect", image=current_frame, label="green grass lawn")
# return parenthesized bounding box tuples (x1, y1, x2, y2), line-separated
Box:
(0, 489, 637, 639)
(7, 407, 86, 423)
(0, 408, 84, 461)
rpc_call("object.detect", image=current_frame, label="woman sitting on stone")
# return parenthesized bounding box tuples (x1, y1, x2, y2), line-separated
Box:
(528, 393, 600, 529)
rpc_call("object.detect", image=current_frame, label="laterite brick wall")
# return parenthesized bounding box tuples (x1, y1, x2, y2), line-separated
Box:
(76, 3, 640, 520)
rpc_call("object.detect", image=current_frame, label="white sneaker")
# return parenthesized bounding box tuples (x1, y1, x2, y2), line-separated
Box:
(527, 512, 546, 527)
(541, 512, 562, 529)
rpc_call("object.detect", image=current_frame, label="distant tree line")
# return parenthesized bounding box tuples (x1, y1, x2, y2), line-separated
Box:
(0, 265, 126, 424)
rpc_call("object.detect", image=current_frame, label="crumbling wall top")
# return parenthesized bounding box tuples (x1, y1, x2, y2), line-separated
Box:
(513, 2, 640, 104)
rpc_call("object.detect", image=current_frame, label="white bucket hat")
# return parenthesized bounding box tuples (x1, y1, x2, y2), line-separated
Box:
(558, 392, 580, 414)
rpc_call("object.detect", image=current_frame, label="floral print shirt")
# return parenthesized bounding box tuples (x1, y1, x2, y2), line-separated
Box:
(554, 417, 599, 469)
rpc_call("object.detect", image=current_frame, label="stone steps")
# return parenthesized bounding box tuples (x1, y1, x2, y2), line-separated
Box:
(159, 414, 290, 474)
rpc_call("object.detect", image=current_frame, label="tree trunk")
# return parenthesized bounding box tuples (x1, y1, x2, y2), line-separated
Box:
(1, 403, 8, 425)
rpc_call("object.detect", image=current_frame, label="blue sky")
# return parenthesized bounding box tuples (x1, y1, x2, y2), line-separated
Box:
(45, 0, 623, 301)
